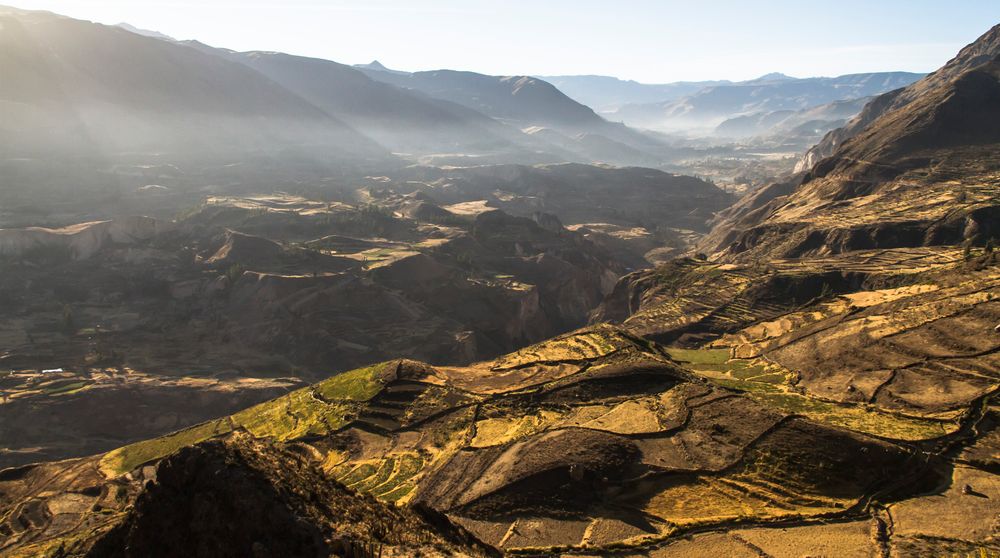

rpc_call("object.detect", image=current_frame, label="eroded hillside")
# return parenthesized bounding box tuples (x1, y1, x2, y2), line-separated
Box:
(698, 25, 1000, 263)
(0, 191, 654, 468)
(4, 323, 997, 556)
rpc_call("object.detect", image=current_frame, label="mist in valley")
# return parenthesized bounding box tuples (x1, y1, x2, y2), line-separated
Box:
(2, 2, 1000, 557)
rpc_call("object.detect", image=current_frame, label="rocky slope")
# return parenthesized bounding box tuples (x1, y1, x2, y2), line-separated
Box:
(83, 432, 495, 558)
(0, 192, 639, 469)
(797, 24, 1000, 172)
(694, 27, 1000, 263)
(5, 319, 996, 556)
(385, 163, 733, 232)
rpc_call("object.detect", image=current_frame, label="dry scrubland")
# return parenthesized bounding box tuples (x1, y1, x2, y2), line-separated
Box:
(5, 300, 1000, 555)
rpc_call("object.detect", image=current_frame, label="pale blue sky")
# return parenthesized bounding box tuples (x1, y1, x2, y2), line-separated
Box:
(7, 0, 999, 82)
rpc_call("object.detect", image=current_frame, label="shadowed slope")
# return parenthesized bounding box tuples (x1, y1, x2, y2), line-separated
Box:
(86, 432, 496, 558)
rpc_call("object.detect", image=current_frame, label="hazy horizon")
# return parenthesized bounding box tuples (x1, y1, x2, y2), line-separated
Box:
(4, 0, 998, 82)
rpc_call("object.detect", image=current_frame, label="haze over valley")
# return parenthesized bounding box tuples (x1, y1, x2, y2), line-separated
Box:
(1, 3, 1000, 557)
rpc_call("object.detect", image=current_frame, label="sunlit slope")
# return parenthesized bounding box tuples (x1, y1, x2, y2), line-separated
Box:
(699, 25, 1000, 262)
(7, 323, 994, 555)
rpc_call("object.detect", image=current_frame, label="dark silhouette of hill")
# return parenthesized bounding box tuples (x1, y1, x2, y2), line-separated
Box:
(86, 432, 497, 558)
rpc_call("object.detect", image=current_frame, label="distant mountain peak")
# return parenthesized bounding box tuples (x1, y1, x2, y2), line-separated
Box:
(354, 59, 408, 75)
(749, 72, 796, 82)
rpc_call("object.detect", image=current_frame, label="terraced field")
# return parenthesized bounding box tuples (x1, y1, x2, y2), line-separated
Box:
(5, 321, 998, 556)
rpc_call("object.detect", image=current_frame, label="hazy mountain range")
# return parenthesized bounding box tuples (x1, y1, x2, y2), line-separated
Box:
(607, 71, 925, 133)
(0, 5, 677, 194)
(536, 74, 731, 112)
(3, 4, 1000, 556)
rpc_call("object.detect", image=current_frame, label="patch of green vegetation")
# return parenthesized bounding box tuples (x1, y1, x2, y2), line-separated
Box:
(669, 349, 794, 392)
(727, 363, 765, 380)
(232, 394, 298, 439)
(100, 418, 232, 476)
(367, 248, 396, 258)
(666, 348, 730, 365)
(99, 380, 361, 477)
(175, 199, 208, 221)
(495, 330, 623, 368)
(372, 454, 424, 497)
(225, 263, 246, 283)
(315, 363, 388, 402)
(709, 377, 783, 394)
(39, 379, 91, 395)
(380, 483, 414, 503)
(355, 458, 396, 492)
(230, 388, 351, 440)
(751, 392, 952, 441)
(339, 463, 378, 487)
(708, 373, 952, 441)
(750, 372, 787, 384)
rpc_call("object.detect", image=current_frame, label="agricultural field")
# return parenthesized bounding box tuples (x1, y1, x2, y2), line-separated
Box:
(6, 322, 997, 556)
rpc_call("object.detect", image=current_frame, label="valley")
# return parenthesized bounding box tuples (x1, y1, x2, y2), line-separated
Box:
(0, 4, 999, 557)
(0, 171, 730, 469)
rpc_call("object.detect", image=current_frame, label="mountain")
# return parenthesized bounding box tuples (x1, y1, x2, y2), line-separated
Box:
(191, 47, 676, 167)
(611, 71, 925, 132)
(699, 24, 1000, 262)
(536, 74, 731, 112)
(357, 67, 606, 129)
(195, 46, 551, 159)
(742, 72, 798, 84)
(355, 65, 667, 155)
(0, 5, 678, 208)
(0, 7, 387, 165)
(798, 24, 1000, 171)
(8, 7, 1000, 558)
(714, 97, 870, 141)
(354, 59, 409, 75)
(538, 73, 803, 115)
